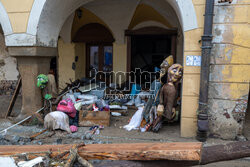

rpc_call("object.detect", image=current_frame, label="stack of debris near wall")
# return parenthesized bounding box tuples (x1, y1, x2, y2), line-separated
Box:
(0, 142, 202, 167)
(1, 141, 250, 166)
(45, 77, 159, 131)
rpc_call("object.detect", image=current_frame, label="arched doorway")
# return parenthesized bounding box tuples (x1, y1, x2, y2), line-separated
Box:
(52, 0, 190, 137)
(126, 26, 178, 79)
(73, 23, 114, 79)
(19, 0, 199, 138)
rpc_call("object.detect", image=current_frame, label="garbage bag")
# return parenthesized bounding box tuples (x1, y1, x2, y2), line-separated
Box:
(44, 111, 71, 133)
(135, 92, 150, 107)
(123, 107, 144, 131)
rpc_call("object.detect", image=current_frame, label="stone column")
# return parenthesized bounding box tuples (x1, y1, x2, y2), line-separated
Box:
(8, 47, 57, 119)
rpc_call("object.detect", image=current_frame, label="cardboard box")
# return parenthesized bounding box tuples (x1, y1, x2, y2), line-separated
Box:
(79, 110, 110, 127)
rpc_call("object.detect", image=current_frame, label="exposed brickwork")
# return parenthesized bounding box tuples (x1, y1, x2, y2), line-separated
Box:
(0, 80, 19, 95)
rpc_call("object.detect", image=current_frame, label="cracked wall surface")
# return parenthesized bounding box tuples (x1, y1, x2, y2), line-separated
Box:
(208, 0, 250, 139)
(0, 31, 19, 95)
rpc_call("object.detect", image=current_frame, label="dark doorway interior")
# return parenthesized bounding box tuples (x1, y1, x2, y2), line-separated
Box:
(131, 35, 171, 72)
(130, 35, 172, 87)
(50, 57, 58, 84)
(126, 27, 177, 87)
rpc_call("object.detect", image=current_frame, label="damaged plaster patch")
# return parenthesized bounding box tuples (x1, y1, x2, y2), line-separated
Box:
(210, 44, 227, 64)
(208, 99, 239, 139)
(0, 33, 19, 80)
(5, 34, 36, 46)
(208, 94, 249, 139)
(214, 5, 234, 23)
(209, 65, 226, 82)
(36, 38, 57, 48)
(223, 112, 231, 119)
(213, 24, 225, 43)
(0, 59, 5, 66)
(208, 83, 249, 100)
(232, 95, 248, 123)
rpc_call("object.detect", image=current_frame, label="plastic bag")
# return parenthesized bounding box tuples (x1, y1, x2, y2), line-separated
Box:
(74, 102, 82, 111)
(123, 107, 144, 131)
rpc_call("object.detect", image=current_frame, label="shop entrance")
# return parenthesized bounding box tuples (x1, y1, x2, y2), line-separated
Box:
(126, 27, 177, 87)
(86, 44, 113, 82)
(73, 23, 114, 82)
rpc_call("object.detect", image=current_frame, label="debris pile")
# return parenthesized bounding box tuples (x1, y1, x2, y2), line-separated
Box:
(0, 134, 31, 145)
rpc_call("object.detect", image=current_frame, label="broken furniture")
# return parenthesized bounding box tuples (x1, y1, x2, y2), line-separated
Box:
(79, 110, 110, 127)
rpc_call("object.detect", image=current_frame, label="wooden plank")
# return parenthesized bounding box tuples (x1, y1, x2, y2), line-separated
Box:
(79, 110, 110, 126)
(0, 142, 202, 161)
(5, 77, 22, 118)
(201, 141, 250, 165)
(30, 129, 47, 141)
(79, 143, 202, 161)
(125, 27, 178, 36)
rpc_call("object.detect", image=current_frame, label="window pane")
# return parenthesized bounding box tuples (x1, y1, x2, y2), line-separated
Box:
(90, 46, 98, 76)
(104, 46, 112, 72)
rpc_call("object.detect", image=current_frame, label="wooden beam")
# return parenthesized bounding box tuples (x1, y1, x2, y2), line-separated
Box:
(201, 141, 250, 165)
(0, 142, 202, 161)
(30, 129, 47, 141)
(5, 77, 22, 118)
(125, 27, 178, 36)
(2, 141, 250, 165)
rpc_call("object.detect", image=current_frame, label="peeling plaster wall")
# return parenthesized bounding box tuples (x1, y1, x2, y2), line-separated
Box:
(208, 0, 250, 139)
(0, 31, 19, 95)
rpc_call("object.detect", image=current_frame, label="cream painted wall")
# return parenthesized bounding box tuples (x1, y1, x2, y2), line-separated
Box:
(58, 40, 127, 86)
(180, 0, 205, 137)
(71, 7, 110, 41)
(1, 0, 34, 33)
(58, 39, 75, 89)
(75, 43, 86, 80)
(58, 39, 86, 89)
(113, 42, 127, 84)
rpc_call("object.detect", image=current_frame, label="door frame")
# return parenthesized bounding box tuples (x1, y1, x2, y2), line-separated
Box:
(125, 27, 178, 73)
(86, 43, 113, 78)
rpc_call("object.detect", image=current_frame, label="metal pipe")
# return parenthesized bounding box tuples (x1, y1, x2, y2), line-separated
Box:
(196, 0, 215, 142)
(198, 0, 215, 112)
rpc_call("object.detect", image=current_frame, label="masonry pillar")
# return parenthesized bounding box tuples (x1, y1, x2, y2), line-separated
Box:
(8, 47, 57, 119)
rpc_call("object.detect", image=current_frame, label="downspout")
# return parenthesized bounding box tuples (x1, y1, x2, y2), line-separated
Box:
(197, 0, 215, 141)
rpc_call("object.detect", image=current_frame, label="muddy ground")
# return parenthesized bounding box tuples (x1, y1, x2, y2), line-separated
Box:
(0, 111, 250, 166)
(0, 96, 250, 166)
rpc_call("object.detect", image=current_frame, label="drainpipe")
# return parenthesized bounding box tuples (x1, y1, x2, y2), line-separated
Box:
(197, 0, 215, 142)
